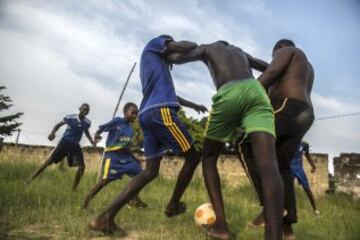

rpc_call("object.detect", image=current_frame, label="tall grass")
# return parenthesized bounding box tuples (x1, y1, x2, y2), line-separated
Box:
(0, 157, 359, 239)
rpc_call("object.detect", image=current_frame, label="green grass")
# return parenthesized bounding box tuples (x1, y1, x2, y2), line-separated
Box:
(0, 158, 359, 240)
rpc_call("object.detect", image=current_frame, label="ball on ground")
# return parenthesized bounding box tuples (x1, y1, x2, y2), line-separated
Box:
(194, 203, 216, 226)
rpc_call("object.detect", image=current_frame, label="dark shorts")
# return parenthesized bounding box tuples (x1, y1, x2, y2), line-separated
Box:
(241, 98, 314, 224)
(49, 139, 84, 167)
(101, 152, 142, 181)
(139, 107, 193, 159)
(291, 167, 310, 189)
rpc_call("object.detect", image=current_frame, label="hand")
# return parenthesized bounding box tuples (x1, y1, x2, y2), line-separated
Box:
(48, 133, 55, 141)
(311, 167, 316, 173)
(194, 104, 208, 114)
(94, 133, 102, 142)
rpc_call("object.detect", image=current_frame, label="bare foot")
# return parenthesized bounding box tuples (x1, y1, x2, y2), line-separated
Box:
(248, 211, 264, 228)
(164, 201, 186, 217)
(89, 215, 126, 236)
(201, 224, 232, 240)
(248, 209, 287, 228)
(283, 223, 295, 240)
(83, 200, 90, 210)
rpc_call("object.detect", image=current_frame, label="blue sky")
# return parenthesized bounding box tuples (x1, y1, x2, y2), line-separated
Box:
(0, 0, 359, 158)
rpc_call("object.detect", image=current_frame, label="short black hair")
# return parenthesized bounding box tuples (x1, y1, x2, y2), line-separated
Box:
(81, 103, 90, 108)
(217, 40, 229, 46)
(274, 39, 295, 49)
(123, 102, 138, 112)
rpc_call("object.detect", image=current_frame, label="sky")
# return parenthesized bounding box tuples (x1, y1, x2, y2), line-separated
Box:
(0, 0, 359, 158)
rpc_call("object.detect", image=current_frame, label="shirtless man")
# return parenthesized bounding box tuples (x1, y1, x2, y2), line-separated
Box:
(245, 39, 315, 240)
(168, 41, 284, 240)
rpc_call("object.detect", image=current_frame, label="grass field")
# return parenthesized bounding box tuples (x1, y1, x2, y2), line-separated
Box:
(1, 157, 360, 240)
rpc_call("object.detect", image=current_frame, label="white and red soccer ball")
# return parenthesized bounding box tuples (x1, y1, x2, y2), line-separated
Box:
(194, 203, 216, 226)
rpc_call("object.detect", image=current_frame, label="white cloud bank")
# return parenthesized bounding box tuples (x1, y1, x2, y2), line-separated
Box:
(0, 0, 359, 156)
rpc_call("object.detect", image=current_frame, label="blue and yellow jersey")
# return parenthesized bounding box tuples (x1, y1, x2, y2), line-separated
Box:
(98, 117, 133, 153)
(139, 36, 180, 115)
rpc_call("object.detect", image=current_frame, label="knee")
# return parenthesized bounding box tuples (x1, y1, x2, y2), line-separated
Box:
(45, 158, 53, 166)
(78, 165, 85, 172)
(143, 168, 159, 181)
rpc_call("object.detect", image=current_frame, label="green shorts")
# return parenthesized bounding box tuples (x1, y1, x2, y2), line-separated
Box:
(204, 79, 275, 142)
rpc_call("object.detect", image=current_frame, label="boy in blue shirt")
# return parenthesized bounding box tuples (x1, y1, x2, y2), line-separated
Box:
(83, 102, 147, 209)
(290, 141, 319, 215)
(27, 103, 95, 191)
(90, 35, 207, 234)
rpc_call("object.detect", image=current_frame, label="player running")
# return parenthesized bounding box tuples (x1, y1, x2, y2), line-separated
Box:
(27, 103, 95, 191)
(83, 102, 147, 209)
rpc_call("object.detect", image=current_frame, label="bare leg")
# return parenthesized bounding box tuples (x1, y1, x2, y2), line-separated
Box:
(72, 165, 85, 191)
(27, 158, 52, 184)
(89, 156, 162, 234)
(239, 142, 266, 227)
(83, 179, 109, 209)
(165, 146, 201, 216)
(249, 132, 283, 240)
(201, 139, 231, 240)
(303, 187, 318, 213)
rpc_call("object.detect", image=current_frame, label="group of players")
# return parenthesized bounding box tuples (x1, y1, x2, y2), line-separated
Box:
(27, 35, 318, 240)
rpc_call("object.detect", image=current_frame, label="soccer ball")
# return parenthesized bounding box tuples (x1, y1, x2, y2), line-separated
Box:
(194, 203, 216, 226)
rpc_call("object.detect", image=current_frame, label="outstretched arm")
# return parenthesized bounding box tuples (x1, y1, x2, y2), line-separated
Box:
(166, 45, 206, 64)
(258, 47, 294, 89)
(84, 129, 96, 147)
(48, 121, 65, 141)
(166, 40, 198, 54)
(304, 148, 316, 173)
(245, 53, 269, 72)
(177, 96, 208, 114)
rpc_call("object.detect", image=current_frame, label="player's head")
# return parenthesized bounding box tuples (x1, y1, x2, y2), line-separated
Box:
(123, 102, 138, 122)
(273, 39, 295, 56)
(79, 103, 90, 118)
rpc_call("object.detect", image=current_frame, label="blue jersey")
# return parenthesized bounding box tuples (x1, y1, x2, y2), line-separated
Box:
(62, 114, 91, 144)
(139, 36, 180, 115)
(291, 142, 309, 169)
(98, 117, 133, 153)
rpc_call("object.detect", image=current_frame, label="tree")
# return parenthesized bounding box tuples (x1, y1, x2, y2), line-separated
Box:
(0, 86, 23, 137)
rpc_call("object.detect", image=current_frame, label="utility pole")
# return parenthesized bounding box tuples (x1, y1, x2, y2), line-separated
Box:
(15, 129, 21, 147)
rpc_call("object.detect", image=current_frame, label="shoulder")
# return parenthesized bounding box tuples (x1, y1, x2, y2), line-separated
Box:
(113, 117, 125, 123)
(64, 114, 77, 121)
(84, 117, 91, 125)
(66, 114, 77, 118)
(144, 36, 170, 53)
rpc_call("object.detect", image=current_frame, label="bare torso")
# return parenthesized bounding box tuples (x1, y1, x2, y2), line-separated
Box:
(201, 42, 253, 89)
(268, 48, 314, 107)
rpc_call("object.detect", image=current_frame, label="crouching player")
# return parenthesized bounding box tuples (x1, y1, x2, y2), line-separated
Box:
(83, 102, 147, 209)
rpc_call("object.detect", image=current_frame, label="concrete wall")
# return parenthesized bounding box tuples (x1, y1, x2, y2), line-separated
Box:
(1, 143, 331, 196)
(334, 153, 360, 198)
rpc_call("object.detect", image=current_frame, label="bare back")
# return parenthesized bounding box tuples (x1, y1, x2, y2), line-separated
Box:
(201, 42, 253, 89)
(267, 47, 314, 107)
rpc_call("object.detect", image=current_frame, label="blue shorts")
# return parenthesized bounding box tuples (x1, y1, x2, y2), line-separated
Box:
(50, 139, 84, 167)
(139, 107, 193, 159)
(101, 152, 142, 181)
(291, 167, 310, 189)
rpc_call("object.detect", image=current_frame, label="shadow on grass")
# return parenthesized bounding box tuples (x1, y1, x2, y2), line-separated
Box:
(0, 222, 52, 240)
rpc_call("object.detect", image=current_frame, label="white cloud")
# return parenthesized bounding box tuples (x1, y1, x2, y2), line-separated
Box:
(1, 0, 358, 157)
(305, 93, 360, 156)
